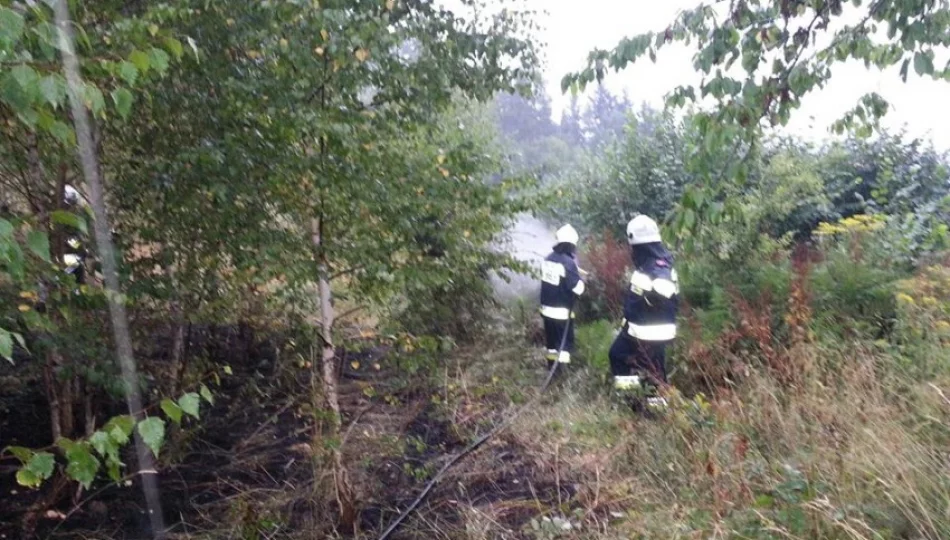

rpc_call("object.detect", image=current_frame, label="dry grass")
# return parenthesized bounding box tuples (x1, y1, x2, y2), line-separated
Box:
(158, 304, 950, 540)
(479, 337, 950, 540)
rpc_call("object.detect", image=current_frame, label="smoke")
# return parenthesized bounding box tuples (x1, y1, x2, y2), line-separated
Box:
(490, 213, 555, 304)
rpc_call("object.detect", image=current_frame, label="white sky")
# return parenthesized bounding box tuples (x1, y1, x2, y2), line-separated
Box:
(528, 0, 950, 150)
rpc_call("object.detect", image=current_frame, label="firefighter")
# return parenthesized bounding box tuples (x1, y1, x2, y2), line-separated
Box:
(608, 215, 679, 411)
(539, 224, 585, 368)
(62, 185, 90, 285)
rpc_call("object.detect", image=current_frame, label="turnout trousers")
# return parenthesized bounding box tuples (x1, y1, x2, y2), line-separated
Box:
(542, 315, 574, 366)
(608, 333, 669, 385)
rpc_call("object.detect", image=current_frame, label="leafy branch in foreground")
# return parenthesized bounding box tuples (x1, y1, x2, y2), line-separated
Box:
(4, 386, 212, 490)
(562, 0, 950, 240)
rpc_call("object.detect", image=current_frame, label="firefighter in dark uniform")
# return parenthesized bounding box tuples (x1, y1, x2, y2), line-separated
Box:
(608, 215, 679, 411)
(62, 185, 89, 285)
(539, 224, 585, 368)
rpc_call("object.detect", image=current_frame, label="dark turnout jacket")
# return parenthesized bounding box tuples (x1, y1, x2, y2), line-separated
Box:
(539, 250, 585, 320)
(621, 242, 679, 341)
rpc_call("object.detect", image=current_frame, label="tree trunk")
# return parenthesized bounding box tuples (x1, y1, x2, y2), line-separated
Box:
(43, 358, 63, 442)
(53, 6, 166, 534)
(84, 381, 95, 437)
(168, 281, 188, 395)
(25, 128, 74, 445)
(310, 217, 356, 531)
(162, 254, 189, 395)
(61, 371, 75, 437)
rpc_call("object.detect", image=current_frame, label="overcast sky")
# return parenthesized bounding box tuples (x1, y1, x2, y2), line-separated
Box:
(526, 0, 950, 150)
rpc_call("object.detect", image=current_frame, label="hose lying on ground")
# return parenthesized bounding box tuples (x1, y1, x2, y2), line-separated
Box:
(377, 310, 573, 540)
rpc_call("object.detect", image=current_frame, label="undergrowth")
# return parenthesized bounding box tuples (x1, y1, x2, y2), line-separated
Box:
(53, 227, 945, 540)
(389, 229, 950, 539)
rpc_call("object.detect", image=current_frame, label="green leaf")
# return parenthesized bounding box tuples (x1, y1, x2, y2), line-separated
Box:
(164, 38, 184, 59)
(104, 415, 135, 445)
(899, 58, 910, 82)
(105, 456, 122, 482)
(129, 49, 151, 74)
(26, 452, 55, 480)
(137, 417, 165, 458)
(10, 65, 40, 106)
(0, 329, 12, 363)
(0, 7, 25, 46)
(89, 431, 116, 458)
(199, 384, 214, 405)
(683, 208, 696, 231)
(914, 51, 934, 76)
(51, 210, 87, 234)
(178, 392, 200, 419)
(6, 445, 33, 463)
(16, 469, 41, 489)
(118, 61, 139, 86)
(49, 121, 74, 145)
(31, 22, 66, 60)
(148, 47, 170, 74)
(17, 108, 39, 128)
(559, 75, 572, 94)
(160, 398, 183, 424)
(83, 84, 106, 115)
(64, 443, 99, 489)
(37, 108, 56, 134)
(0, 72, 31, 112)
(26, 230, 50, 262)
(111, 88, 133, 119)
(39, 75, 66, 108)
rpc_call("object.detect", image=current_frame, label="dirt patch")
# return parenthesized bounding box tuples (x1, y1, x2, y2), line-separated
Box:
(360, 426, 578, 539)
(2, 326, 568, 540)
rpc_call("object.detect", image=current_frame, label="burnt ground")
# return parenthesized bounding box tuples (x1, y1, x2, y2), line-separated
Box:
(0, 326, 574, 539)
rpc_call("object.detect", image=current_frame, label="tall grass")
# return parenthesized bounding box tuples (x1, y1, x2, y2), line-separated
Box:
(492, 337, 950, 539)
(443, 235, 950, 539)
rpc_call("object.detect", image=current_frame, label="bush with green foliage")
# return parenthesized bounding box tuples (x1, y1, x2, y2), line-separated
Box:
(573, 319, 617, 373)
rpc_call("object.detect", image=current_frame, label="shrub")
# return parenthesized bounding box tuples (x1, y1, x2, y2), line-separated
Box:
(577, 231, 630, 322)
(811, 215, 902, 339)
(397, 269, 498, 344)
(890, 262, 950, 379)
(573, 319, 618, 373)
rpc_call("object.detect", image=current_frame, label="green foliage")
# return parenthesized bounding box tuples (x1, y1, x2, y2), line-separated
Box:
(551, 106, 691, 237)
(58, 439, 99, 489)
(0, 0, 544, 533)
(138, 417, 165, 459)
(103, 0, 541, 333)
(890, 264, 950, 378)
(161, 398, 183, 424)
(3, 386, 206, 490)
(0, 1, 183, 142)
(0, 328, 13, 362)
(7, 447, 56, 488)
(178, 392, 200, 420)
(574, 319, 617, 372)
(564, 0, 950, 239)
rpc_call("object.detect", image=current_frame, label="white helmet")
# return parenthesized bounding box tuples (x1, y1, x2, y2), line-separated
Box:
(626, 215, 662, 245)
(555, 224, 579, 246)
(64, 185, 82, 205)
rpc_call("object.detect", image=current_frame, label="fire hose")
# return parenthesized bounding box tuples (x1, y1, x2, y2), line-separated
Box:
(377, 306, 574, 540)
